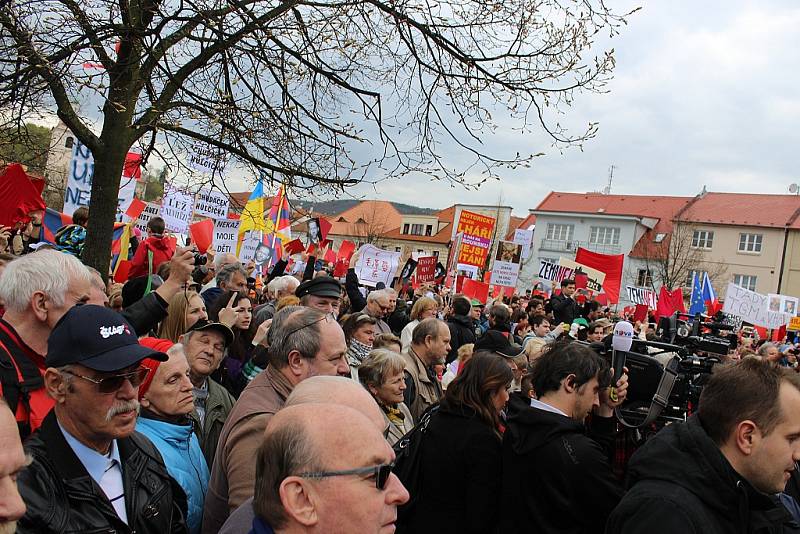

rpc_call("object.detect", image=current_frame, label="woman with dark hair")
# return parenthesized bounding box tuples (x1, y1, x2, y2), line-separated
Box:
(340, 312, 379, 380)
(207, 290, 254, 396)
(397, 351, 512, 534)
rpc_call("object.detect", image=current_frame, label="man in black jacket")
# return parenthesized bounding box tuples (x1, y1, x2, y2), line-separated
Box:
(16, 305, 188, 534)
(446, 295, 476, 363)
(607, 358, 800, 534)
(550, 278, 581, 326)
(501, 341, 628, 534)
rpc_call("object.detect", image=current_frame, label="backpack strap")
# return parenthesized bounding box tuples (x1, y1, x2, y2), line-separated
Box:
(0, 323, 45, 437)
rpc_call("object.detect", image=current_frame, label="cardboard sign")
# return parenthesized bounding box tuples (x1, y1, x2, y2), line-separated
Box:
(462, 278, 489, 304)
(626, 286, 658, 309)
(133, 202, 162, 234)
(416, 256, 437, 283)
(455, 263, 480, 280)
(722, 283, 790, 329)
(238, 230, 261, 263)
(558, 258, 605, 292)
(789, 316, 800, 332)
(188, 141, 228, 175)
(455, 210, 495, 267)
(490, 241, 522, 288)
(194, 189, 230, 219)
(354, 244, 401, 288)
(160, 187, 194, 234)
(399, 258, 417, 280)
(213, 219, 241, 255)
(513, 228, 534, 260)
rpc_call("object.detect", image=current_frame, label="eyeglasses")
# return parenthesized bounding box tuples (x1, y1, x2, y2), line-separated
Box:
(297, 463, 395, 490)
(63, 367, 150, 394)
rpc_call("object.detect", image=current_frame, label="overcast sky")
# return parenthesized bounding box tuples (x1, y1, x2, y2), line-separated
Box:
(285, 0, 800, 216)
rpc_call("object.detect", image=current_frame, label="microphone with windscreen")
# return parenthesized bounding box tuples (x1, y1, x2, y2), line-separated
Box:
(611, 321, 634, 384)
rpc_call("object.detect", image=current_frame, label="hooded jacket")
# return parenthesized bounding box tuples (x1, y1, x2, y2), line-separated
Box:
(130, 234, 177, 278)
(606, 414, 800, 534)
(136, 413, 210, 534)
(446, 314, 476, 363)
(500, 393, 622, 534)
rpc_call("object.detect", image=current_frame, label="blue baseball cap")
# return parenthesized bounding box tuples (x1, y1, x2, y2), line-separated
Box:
(46, 305, 168, 372)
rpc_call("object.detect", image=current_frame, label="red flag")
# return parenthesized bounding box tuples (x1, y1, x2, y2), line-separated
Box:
(125, 198, 146, 221)
(462, 279, 490, 304)
(633, 304, 649, 323)
(113, 260, 132, 283)
(283, 239, 305, 255)
(317, 217, 333, 241)
(772, 324, 787, 343)
(123, 152, 143, 181)
(320, 238, 333, 249)
(655, 286, 686, 321)
(706, 298, 722, 316)
(754, 326, 768, 340)
(324, 248, 337, 264)
(575, 248, 624, 304)
(307, 243, 316, 255)
(188, 219, 214, 254)
(0, 164, 46, 227)
(483, 271, 492, 284)
(337, 240, 356, 261)
(594, 293, 608, 306)
(574, 273, 589, 290)
(333, 258, 349, 277)
(672, 288, 687, 313)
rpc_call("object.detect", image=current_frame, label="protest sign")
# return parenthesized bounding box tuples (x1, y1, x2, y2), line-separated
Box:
(456, 263, 480, 280)
(160, 187, 194, 234)
(462, 279, 490, 304)
(213, 219, 240, 255)
(490, 241, 522, 288)
(722, 283, 790, 329)
(399, 258, 417, 280)
(626, 286, 658, 308)
(416, 256, 437, 283)
(538, 259, 573, 284)
(188, 141, 228, 175)
(455, 210, 495, 267)
(194, 189, 230, 219)
(133, 202, 162, 234)
(558, 258, 605, 292)
(354, 244, 402, 288)
(63, 141, 142, 217)
(189, 219, 214, 253)
(789, 316, 800, 331)
(238, 231, 261, 263)
(513, 228, 534, 260)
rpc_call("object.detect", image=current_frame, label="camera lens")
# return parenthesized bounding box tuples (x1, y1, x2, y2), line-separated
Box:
(193, 253, 207, 266)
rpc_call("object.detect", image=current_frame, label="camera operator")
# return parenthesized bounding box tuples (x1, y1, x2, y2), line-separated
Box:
(607, 358, 800, 533)
(500, 341, 629, 533)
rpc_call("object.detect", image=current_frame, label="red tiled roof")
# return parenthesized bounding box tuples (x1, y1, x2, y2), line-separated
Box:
(326, 200, 404, 238)
(504, 214, 535, 240)
(674, 192, 800, 229)
(534, 192, 692, 260)
(382, 223, 453, 244)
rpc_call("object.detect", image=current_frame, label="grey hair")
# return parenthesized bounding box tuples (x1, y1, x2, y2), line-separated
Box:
(411, 317, 446, 346)
(367, 289, 388, 304)
(166, 343, 185, 359)
(358, 349, 406, 389)
(275, 275, 300, 293)
(85, 266, 106, 291)
(758, 343, 778, 357)
(0, 249, 91, 313)
(216, 263, 246, 285)
(267, 306, 325, 368)
(56, 364, 76, 390)
(213, 252, 239, 271)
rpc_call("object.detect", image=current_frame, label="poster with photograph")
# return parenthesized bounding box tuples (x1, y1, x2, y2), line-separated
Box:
(455, 263, 480, 281)
(782, 296, 799, 316)
(490, 241, 523, 288)
(307, 218, 323, 244)
(768, 294, 782, 313)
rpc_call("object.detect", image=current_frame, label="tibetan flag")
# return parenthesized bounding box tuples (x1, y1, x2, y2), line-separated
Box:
(237, 180, 267, 254)
(41, 208, 72, 244)
(263, 185, 292, 265)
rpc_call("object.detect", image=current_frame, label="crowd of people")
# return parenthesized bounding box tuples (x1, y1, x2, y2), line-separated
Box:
(1, 222, 800, 534)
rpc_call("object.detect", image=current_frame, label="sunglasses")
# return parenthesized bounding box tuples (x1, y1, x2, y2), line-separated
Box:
(63, 367, 150, 394)
(297, 463, 395, 490)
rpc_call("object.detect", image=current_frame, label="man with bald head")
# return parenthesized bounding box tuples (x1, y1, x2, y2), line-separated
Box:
(203, 306, 350, 533)
(253, 404, 408, 533)
(219, 376, 388, 533)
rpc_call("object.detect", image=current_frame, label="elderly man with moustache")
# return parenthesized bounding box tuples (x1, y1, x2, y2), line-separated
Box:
(15, 304, 188, 534)
(202, 306, 349, 533)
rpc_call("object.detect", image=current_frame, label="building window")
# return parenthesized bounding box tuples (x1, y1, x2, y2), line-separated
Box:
(418, 249, 424, 254)
(738, 233, 763, 253)
(406, 223, 424, 236)
(691, 230, 714, 249)
(733, 274, 757, 292)
(589, 226, 620, 246)
(65, 136, 74, 148)
(425, 225, 433, 236)
(637, 269, 653, 287)
(402, 224, 409, 234)
(395, 247, 402, 252)
(686, 269, 707, 288)
(545, 223, 573, 242)
(540, 256, 558, 266)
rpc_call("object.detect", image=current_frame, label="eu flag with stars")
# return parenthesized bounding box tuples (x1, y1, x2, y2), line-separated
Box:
(688, 272, 705, 316)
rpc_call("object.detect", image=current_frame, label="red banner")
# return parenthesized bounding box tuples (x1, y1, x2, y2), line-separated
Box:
(416, 256, 437, 283)
(575, 248, 624, 304)
(337, 240, 356, 261)
(462, 278, 490, 304)
(455, 210, 495, 268)
(188, 219, 213, 254)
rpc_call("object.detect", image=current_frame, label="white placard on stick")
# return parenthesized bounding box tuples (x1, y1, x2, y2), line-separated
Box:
(213, 219, 240, 255)
(722, 283, 790, 329)
(194, 189, 230, 219)
(188, 141, 229, 176)
(626, 286, 658, 309)
(160, 187, 194, 234)
(355, 244, 401, 288)
(490, 241, 523, 287)
(133, 202, 162, 234)
(513, 228, 534, 260)
(238, 230, 261, 263)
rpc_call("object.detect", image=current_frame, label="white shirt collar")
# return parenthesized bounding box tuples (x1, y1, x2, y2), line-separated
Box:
(530, 398, 568, 418)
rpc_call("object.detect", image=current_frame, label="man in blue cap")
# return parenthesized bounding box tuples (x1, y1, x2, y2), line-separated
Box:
(15, 304, 189, 534)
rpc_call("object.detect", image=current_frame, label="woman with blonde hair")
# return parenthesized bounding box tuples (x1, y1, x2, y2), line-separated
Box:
(358, 348, 414, 445)
(157, 290, 208, 342)
(400, 296, 439, 350)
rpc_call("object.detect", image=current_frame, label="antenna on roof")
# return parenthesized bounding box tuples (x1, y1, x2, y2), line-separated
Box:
(604, 165, 616, 195)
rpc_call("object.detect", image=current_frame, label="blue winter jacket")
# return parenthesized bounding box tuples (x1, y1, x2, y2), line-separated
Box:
(136, 415, 210, 534)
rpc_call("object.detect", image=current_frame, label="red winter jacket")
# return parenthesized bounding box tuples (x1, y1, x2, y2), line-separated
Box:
(129, 235, 177, 278)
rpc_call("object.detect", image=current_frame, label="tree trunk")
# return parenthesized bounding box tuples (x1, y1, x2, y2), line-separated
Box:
(82, 144, 128, 280)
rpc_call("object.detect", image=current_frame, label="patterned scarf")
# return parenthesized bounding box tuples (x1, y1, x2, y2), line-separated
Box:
(347, 339, 373, 367)
(379, 400, 406, 426)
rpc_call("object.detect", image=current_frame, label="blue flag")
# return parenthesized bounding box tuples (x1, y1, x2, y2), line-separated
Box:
(688, 272, 705, 316)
